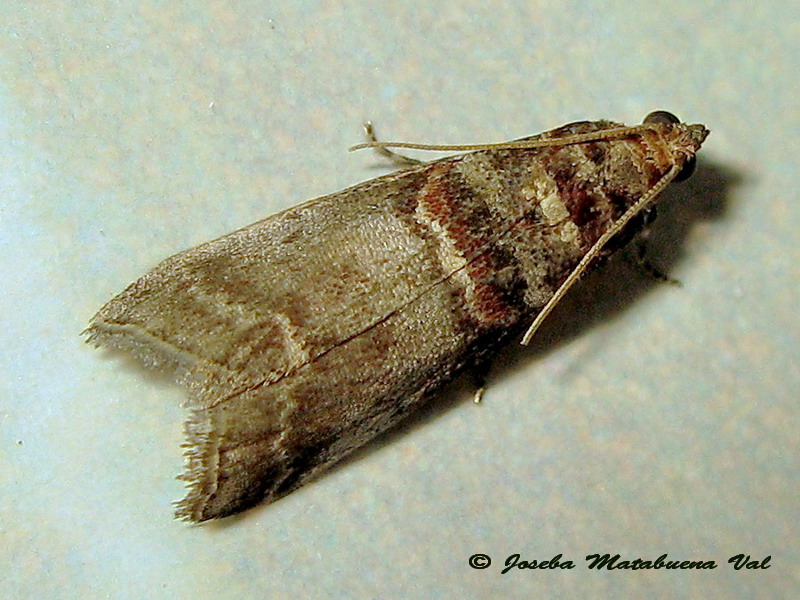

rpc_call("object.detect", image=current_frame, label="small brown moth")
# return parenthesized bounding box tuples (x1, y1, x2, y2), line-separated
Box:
(86, 111, 708, 522)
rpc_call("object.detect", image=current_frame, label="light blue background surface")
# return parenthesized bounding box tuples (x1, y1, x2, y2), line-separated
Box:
(2, 2, 798, 598)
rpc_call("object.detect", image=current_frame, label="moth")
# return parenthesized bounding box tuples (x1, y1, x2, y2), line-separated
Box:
(86, 111, 708, 522)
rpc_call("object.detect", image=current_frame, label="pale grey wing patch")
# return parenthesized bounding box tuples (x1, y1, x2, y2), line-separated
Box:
(84, 317, 225, 401)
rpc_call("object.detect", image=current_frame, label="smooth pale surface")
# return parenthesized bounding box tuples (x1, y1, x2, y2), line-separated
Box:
(2, 2, 797, 599)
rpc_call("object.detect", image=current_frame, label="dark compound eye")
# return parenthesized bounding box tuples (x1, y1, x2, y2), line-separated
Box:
(674, 155, 696, 181)
(643, 111, 696, 181)
(643, 110, 681, 125)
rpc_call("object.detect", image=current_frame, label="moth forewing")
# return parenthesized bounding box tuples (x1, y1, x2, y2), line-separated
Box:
(86, 113, 708, 521)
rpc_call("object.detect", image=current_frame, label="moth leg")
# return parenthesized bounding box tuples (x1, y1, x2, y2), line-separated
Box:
(626, 213, 682, 287)
(470, 358, 492, 404)
(472, 382, 486, 404)
(363, 122, 423, 167)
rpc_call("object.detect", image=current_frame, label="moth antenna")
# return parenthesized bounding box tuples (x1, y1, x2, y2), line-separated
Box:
(520, 164, 680, 345)
(349, 124, 651, 154)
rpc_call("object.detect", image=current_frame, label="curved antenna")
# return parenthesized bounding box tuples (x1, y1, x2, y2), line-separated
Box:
(349, 125, 651, 154)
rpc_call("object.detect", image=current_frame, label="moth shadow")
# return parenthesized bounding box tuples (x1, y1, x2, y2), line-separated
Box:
(329, 158, 740, 475)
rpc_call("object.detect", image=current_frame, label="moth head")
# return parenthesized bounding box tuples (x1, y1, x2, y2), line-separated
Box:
(643, 110, 709, 182)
